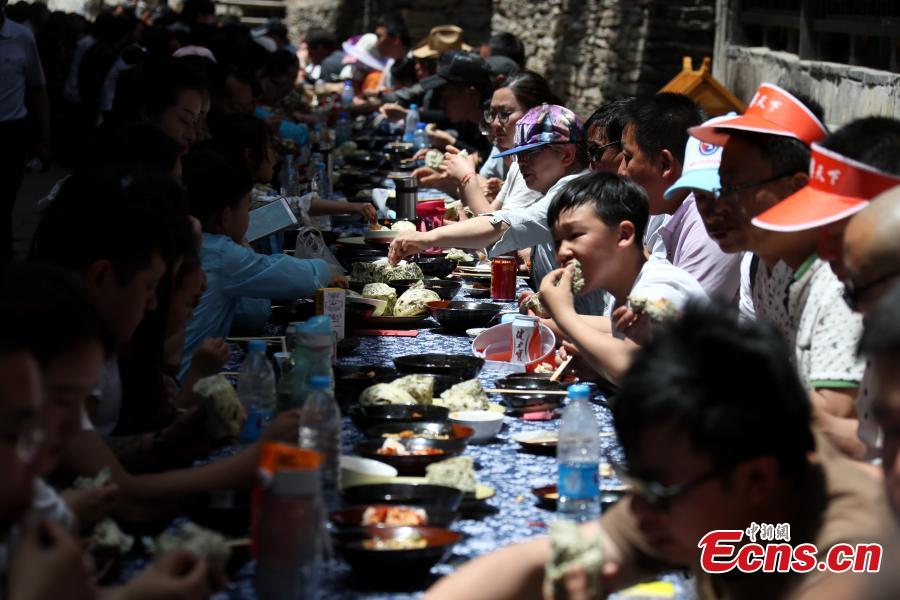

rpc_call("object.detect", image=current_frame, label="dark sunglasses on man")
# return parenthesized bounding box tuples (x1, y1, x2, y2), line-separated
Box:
(584, 139, 621, 163)
(609, 456, 741, 511)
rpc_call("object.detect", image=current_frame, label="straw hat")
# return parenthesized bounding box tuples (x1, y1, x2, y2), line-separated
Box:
(412, 25, 472, 60)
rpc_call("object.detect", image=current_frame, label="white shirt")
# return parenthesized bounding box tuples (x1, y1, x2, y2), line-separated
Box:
(644, 214, 669, 259)
(63, 34, 95, 104)
(738, 253, 757, 320)
(493, 161, 542, 211)
(605, 256, 708, 322)
(0, 16, 46, 122)
(87, 356, 122, 436)
(753, 256, 865, 389)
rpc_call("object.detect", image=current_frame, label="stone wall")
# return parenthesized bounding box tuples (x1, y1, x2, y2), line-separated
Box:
(492, 0, 717, 117)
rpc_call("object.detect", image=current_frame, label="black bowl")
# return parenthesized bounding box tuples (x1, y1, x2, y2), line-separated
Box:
(342, 483, 464, 511)
(334, 364, 397, 406)
(330, 504, 458, 529)
(426, 301, 503, 334)
(423, 278, 462, 301)
(494, 376, 568, 410)
(394, 353, 484, 379)
(457, 271, 493, 286)
(346, 301, 376, 331)
(365, 422, 474, 443)
(333, 525, 461, 577)
(354, 437, 466, 475)
(411, 257, 457, 279)
(345, 151, 388, 169)
(337, 337, 361, 356)
(269, 299, 317, 326)
(350, 404, 450, 429)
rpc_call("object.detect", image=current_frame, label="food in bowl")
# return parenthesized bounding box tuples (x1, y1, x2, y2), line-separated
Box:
(359, 382, 417, 406)
(362, 533, 428, 550)
(382, 429, 449, 440)
(391, 220, 416, 232)
(361, 505, 427, 527)
(424, 456, 477, 493)
(445, 248, 475, 262)
(394, 286, 442, 317)
(361, 283, 397, 314)
(351, 260, 424, 284)
(437, 378, 490, 412)
(375, 438, 446, 456)
(449, 410, 504, 443)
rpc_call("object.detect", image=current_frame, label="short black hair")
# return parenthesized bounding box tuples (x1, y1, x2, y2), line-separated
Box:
(207, 113, 273, 170)
(585, 97, 634, 147)
(614, 301, 814, 475)
(264, 49, 300, 79)
(182, 147, 254, 223)
(626, 92, 705, 164)
(727, 130, 811, 177)
(819, 116, 900, 177)
(784, 88, 826, 124)
(375, 13, 411, 49)
(502, 70, 558, 111)
(489, 32, 525, 66)
(859, 281, 900, 357)
(0, 262, 116, 365)
(390, 56, 417, 86)
(109, 57, 207, 124)
(31, 168, 184, 284)
(547, 171, 649, 245)
(305, 27, 337, 51)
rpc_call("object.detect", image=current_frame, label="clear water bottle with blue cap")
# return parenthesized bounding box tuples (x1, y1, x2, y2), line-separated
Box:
(340, 80, 354, 108)
(557, 383, 601, 521)
(403, 103, 420, 142)
(334, 112, 352, 147)
(237, 340, 276, 443)
(291, 316, 334, 409)
(413, 122, 428, 151)
(299, 375, 341, 507)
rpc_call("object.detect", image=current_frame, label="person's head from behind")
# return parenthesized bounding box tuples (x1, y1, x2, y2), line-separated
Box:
(547, 172, 647, 299)
(842, 186, 900, 315)
(30, 169, 178, 345)
(259, 49, 299, 104)
(585, 97, 633, 174)
(211, 64, 257, 117)
(375, 13, 410, 60)
(183, 148, 254, 242)
(496, 103, 586, 194)
(389, 56, 417, 89)
(488, 31, 525, 66)
(858, 282, 900, 518)
(0, 334, 41, 534)
(114, 58, 208, 155)
(619, 93, 704, 214)
(486, 70, 556, 150)
(180, 0, 216, 28)
(613, 302, 814, 565)
(0, 263, 115, 473)
(811, 117, 900, 280)
(305, 28, 337, 65)
(102, 122, 182, 178)
(208, 113, 276, 183)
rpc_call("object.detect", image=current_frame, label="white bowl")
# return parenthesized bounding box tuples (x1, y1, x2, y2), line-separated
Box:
(340, 455, 398, 489)
(449, 410, 504, 443)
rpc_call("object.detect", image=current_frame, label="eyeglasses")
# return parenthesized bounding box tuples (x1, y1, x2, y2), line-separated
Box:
(712, 173, 792, 199)
(0, 420, 45, 464)
(585, 140, 621, 163)
(482, 108, 515, 126)
(609, 458, 736, 511)
(843, 270, 900, 311)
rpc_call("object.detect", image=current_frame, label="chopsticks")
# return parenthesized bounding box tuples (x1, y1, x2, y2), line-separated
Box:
(549, 356, 574, 382)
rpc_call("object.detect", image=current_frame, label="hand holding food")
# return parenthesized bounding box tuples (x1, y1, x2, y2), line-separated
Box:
(388, 233, 432, 265)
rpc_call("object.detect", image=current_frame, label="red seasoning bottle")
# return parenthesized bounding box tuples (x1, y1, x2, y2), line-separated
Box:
(491, 253, 517, 301)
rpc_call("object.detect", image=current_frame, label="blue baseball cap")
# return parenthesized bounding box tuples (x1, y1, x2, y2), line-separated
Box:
(664, 114, 734, 200)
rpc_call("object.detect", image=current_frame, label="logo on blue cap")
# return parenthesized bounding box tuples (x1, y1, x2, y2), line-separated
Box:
(698, 142, 719, 156)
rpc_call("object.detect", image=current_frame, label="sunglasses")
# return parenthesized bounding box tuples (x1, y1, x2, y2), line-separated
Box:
(712, 173, 792, 199)
(584, 140, 621, 163)
(483, 108, 515, 125)
(609, 458, 737, 511)
(843, 270, 900, 311)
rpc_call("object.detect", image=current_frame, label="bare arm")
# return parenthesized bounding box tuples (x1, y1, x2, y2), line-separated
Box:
(810, 387, 858, 419)
(389, 216, 507, 264)
(309, 198, 375, 221)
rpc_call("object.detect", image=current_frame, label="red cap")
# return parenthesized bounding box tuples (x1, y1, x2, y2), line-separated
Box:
(689, 83, 828, 147)
(752, 144, 900, 231)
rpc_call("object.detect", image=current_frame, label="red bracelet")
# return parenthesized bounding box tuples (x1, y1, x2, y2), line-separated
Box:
(460, 172, 476, 188)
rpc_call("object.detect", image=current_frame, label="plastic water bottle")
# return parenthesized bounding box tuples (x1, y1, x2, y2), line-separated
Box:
(340, 80, 354, 109)
(413, 122, 428, 151)
(403, 103, 420, 142)
(557, 383, 601, 521)
(237, 340, 276, 443)
(281, 154, 298, 196)
(299, 375, 341, 508)
(334, 112, 352, 147)
(291, 316, 334, 410)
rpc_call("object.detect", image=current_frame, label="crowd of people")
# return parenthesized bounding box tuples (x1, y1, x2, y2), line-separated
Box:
(2, 0, 900, 598)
